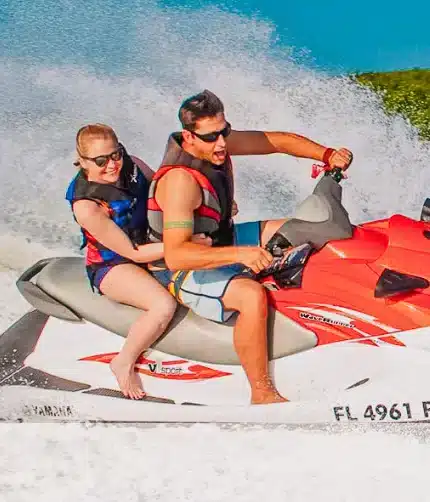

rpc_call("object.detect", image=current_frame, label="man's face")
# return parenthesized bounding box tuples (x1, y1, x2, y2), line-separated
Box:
(183, 112, 230, 165)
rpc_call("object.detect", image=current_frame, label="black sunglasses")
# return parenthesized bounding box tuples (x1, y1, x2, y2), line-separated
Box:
(80, 145, 123, 168)
(189, 122, 232, 143)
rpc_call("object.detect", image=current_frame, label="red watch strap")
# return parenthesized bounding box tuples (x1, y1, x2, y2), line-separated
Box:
(323, 148, 336, 165)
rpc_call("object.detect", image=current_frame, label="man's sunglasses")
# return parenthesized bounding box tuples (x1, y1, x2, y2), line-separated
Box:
(189, 122, 232, 143)
(79, 146, 124, 168)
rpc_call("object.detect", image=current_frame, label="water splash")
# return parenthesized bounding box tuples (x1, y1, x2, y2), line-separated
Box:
(1, 1, 429, 269)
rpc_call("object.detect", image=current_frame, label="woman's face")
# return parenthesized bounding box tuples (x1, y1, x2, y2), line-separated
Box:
(78, 137, 123, 184)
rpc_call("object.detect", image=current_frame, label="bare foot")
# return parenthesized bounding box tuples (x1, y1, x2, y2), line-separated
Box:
(110, 355, 146, 400)
(251, 390, 288, 405)
(250, 376, 288, 404)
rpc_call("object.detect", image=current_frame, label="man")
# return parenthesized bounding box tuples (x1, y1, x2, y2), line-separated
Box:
(148, 90, 353, 404)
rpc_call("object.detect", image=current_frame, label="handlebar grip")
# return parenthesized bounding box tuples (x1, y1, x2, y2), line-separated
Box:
(325, 167, 344, 183)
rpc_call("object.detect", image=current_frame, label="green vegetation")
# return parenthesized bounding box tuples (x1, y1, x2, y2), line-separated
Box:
(353, 69, 430, 140)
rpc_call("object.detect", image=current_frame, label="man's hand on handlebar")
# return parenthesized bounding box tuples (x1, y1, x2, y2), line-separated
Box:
(327, 148, 353, 170)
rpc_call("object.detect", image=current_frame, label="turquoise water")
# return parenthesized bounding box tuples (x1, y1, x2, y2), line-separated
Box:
(1, 0, 429, 73)
(161, 0, 430, 73)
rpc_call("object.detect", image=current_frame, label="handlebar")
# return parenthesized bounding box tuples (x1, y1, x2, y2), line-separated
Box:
(311, 164, 345, 183)
(326, 167, 344, 183)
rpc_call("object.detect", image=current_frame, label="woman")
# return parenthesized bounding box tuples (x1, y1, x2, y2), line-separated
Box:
(66, 123, 210, 399)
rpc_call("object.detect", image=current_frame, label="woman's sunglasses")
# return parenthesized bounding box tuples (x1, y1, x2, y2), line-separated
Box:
(80, 146, 124, 168)
(190, 122, 232, 143)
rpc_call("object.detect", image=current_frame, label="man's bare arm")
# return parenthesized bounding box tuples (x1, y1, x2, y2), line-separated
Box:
(226, 130, 328, 159)
(156, 170, 244, 271)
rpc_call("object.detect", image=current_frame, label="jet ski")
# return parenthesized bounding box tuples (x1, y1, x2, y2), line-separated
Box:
(3, 166, 430, 424)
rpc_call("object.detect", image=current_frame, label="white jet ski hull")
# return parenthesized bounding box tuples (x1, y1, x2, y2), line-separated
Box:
(3, 312, 430, 424)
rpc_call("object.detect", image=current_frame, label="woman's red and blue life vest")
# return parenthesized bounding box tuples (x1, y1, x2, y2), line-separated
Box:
(65, 147, 149, 281)
(147, 133, 235, 248)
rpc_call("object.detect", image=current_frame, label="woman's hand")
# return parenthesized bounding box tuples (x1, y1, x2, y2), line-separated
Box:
(191, 233, 213, 246)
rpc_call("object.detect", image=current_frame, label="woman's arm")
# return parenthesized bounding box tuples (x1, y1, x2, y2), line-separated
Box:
(73, 199, 162, 263)
(73, 200, 211, 264)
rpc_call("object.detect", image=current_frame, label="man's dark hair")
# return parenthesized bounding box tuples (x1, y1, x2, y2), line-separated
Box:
(178, 90, 224, 131)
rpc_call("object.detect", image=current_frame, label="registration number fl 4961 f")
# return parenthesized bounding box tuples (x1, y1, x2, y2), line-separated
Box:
(333, 402, 430, 422)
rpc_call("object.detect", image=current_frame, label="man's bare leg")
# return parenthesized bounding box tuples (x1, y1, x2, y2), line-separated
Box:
(222, 277, 287, 404)
(260, 218, 288, 248)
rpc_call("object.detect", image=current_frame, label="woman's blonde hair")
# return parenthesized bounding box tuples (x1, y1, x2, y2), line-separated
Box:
(74, 123, 119, 166)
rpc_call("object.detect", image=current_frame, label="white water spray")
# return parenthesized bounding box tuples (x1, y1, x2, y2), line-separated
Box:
(1, 3, 429, 273)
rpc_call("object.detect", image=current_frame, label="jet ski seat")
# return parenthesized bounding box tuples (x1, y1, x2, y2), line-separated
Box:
(18, 257, 317, 365)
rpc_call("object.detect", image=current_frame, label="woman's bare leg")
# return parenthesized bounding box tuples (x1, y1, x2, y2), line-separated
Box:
(100, 264, 177, 399)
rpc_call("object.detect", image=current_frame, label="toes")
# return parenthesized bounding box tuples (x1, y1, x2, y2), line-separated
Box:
(114, 370, 145, 400)
(130, 385, 145, 400)
(130, 390, 139, 400)
(132, 387, 145, 400)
